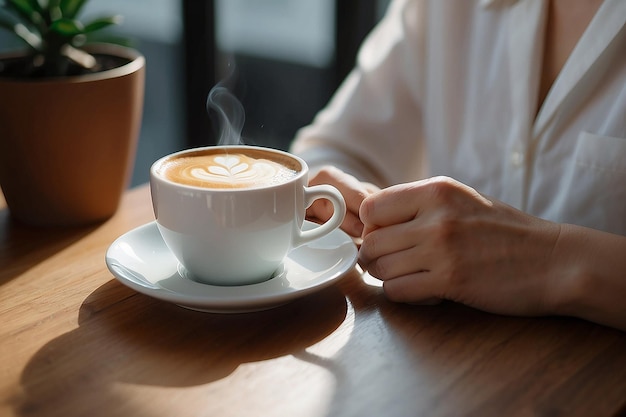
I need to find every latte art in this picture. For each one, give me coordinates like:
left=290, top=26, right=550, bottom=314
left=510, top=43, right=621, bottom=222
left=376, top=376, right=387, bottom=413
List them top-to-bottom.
left=159, top=152, right=299, bottom=189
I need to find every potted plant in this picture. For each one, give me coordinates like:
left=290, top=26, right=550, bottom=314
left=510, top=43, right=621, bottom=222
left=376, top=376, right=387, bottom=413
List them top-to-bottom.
left=0, top=0, right=145, bottom=227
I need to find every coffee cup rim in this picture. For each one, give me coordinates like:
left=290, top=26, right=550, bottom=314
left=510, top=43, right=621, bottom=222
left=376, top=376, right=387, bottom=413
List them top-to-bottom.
left=150, top=145, right=308, bottom=191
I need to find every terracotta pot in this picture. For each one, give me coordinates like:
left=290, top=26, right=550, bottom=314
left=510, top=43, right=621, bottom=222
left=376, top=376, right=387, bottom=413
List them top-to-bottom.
left=0, top=45, right=145, bottom=227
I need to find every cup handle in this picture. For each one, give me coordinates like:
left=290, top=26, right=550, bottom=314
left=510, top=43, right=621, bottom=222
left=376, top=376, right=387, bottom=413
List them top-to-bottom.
left=294, top=184, right=347, bottom=246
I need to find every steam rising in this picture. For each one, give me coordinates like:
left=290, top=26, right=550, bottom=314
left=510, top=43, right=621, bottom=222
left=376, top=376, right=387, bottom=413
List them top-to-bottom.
left=206, top=83, right=245, bottom=146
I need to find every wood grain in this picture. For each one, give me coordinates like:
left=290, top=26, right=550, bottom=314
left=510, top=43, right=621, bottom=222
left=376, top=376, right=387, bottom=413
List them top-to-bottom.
left=1, top=184, right=625, bottom=417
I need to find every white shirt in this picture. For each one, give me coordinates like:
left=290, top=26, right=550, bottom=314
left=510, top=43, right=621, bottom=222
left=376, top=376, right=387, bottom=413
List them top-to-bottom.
left=290, top=0, right=626, bottom=235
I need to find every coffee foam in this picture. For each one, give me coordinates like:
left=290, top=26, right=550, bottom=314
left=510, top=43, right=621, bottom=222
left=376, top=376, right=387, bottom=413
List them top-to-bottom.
left=157, top=150, right=300, bottom=189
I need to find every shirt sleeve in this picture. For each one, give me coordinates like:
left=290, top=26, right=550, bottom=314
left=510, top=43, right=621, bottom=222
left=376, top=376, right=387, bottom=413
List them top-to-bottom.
left=290, top=0, right=428, bottom=187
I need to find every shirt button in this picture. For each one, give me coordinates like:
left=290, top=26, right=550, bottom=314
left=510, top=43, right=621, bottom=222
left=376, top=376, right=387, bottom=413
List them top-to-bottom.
left=510, top=151, right=524, bottom=167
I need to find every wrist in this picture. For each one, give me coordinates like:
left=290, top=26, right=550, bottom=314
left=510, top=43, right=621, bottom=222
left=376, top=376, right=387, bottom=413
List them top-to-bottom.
left=548, top=224, right=590, bottom=317
left=549, top=224, right=626, bottom=331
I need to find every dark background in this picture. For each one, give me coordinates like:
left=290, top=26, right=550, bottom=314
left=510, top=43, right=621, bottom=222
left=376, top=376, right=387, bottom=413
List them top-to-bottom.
left=0, top=0, right=389, bottom=186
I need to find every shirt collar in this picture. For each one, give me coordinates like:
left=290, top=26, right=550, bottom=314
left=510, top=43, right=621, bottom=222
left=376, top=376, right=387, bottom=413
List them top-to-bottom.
left=534, top=0, right=626, bottom=135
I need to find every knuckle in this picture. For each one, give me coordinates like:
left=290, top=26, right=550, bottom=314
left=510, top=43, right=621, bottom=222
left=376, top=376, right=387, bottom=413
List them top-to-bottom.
left=312, top=166, right=341, bottom=184
left=425, top=176, right=459, bottom=203
left=425, top=213, right=459, bottom=248
left=436, top=215, right=460, bottom=242
left=361, top=231, right=379, bottom=256
left=359, top=234, right=390, bottom=278
left=358, top=240, right=374, bottom=268
left=368, top=257, right=392, bottom=280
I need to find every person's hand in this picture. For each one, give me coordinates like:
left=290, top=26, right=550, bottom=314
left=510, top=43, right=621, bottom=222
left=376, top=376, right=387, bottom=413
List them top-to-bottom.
left=307, top=166, right=380, bottom=239
left=358, top=176, right=564, bottom=317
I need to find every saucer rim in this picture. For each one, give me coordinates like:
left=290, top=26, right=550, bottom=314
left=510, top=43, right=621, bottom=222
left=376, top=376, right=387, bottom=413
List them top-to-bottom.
left=105, top=221, right=358, bottom=313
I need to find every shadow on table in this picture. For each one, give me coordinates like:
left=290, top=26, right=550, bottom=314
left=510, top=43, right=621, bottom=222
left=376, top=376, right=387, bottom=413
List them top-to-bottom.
left=0, top=208, right=98, bottom=287
left=15, top=279, right=347, bottom=417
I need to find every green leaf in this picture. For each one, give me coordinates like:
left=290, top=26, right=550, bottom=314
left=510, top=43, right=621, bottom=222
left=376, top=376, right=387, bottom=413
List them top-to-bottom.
left=59, top=0, right=85, bottom=19
left=83, top=15, right=121, bottom=33
left=49, top=17, right=83, bottom=36
left=85, top=32, right=132, bottom=48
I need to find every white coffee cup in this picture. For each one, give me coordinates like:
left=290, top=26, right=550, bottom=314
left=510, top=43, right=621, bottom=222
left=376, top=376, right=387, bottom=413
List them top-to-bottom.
left=150, top=145, right=346, bottom=286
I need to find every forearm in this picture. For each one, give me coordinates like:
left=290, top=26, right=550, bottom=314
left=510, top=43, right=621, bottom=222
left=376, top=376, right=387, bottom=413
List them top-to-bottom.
left=551, top=224, right=626, bottom=331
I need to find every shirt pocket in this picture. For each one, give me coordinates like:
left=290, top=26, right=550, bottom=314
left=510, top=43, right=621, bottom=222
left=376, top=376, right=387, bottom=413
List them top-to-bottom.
left=560, top=131, right=626, bottom=234
left=574, top=131, right=626, bottom=175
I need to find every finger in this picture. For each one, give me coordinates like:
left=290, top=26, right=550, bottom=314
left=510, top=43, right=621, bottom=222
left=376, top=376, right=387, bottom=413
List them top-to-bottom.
left=309, top=166, right=378, bottom=237
left=310, top=167, right=375, bottom=216
left=360, top=177, right=471, bottom=229
left=360, top=182, right=425, bottom=229
left=307, top=199, right=363, bottom=237
left=358, top=221, right=424, bottom=271
left=360, top=243, right=432, bottom=281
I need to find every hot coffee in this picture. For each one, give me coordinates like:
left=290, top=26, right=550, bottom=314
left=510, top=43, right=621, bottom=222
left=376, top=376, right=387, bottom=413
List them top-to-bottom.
left=150, top=145, right=346, bottom=285
left=155, top=148, right=300, bottom=189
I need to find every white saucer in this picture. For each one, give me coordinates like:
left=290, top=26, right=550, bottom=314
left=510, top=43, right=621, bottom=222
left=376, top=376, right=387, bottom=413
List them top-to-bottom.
left=105, top=221, right=358, bottom=313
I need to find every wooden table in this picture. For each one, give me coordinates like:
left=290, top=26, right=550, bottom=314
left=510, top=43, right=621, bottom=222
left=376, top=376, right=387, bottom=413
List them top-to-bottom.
left=1, top=185, right=626, bottom=417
